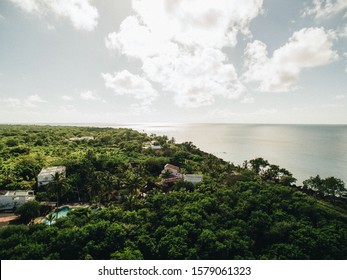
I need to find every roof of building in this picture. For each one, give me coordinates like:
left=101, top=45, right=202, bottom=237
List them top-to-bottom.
left=69, top=136, right=94, bottom=141
left=151, top=145, right=162, bottom=149
left=164, top=164, right=180, bottom=171
left=38, top=166, right=66, bottom=176
left=183, top=174, right=203, bottom=182
left=184, top=174, right=203, bottom=179
left=160, top=177, right=181, bottom=184
left=2, top=190, right=35, bottom=196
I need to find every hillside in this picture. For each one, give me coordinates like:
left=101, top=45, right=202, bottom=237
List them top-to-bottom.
left=0, top=125, right=346, bottom=260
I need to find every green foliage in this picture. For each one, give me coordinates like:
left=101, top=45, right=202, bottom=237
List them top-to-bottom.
left=0, top=125, right=347, bottom=260
left=5, top=138, right=19, bottom=147
left=14, top=156, right=42, bottom=181
left=143, top=157, right=168, bottom=175
left=303, top=175, right=346, bottom=202
left=14, top=201, right=40, bottom=224
left=111, top=247, right=144, bottom=260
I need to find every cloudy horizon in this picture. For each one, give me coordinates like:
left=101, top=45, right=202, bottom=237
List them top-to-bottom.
left=0, top=0, right=346, bottom=124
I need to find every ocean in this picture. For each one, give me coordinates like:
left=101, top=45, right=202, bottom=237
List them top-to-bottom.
left=115, top=123, right=347, bottom=184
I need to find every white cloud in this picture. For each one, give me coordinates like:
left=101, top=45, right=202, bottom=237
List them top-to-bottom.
left=8, top=0, right=40, bottom=13
left=9, top=0, right=99, bottom=31
left=105, top=0, right=263, bottom=108
left=131, top=0, right=263, bottom=49
left=303, top=0, right=347, bottom=19
left=105, top=16, right=180, bottom=60
left=47, top=24, right=55, bottom=30
left=338, top=25, right=347, bottom=37
left=243, top=27, right=338, bottom=92
left=143, top=47, right=245, bottom=107
left=345, top=52, right=347, bottom=73
left=101, top=70, right=158, bottom=106
left=80, top=90, right=104, bottom=102
left=0, top=94, right=47, bottom=108
left=24, top=94, right=47, bottom=107
left=26, top=94, right=47, bottom=103
left=334, top=94, right=346, bottom=100
left=62, top=95, right=73, bottom=101
left=241, top=95, right=255, bottom=104
left=0, top=97, right=22, bottom=108
left=129, top=103, right=154, bottom=115
left=293, top=103, right=344, bottom=112
left=320, top=103, right=344, bottom=108
left=59, top=104, right=76, bottom=113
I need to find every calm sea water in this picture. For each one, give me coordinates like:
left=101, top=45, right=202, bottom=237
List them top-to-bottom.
left=115, top=123, right=347, bottom=184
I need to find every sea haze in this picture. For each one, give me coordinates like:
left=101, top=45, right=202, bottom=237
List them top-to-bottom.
left=115, top=123, right=347, bottom=184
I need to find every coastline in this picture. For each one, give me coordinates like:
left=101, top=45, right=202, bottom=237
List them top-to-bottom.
left=1, top=123, right=346, bottom=184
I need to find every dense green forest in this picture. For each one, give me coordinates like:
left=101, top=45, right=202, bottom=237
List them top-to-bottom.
left=0, top=125, right=346, bottom=260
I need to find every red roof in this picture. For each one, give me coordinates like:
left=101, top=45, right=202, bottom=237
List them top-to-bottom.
left=164, top=164, right=180, bottom=171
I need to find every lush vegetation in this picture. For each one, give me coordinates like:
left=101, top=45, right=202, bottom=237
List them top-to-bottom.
left=0, top=125, right=346, bottom=260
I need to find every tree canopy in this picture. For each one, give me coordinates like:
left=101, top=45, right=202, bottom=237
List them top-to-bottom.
left=0, top=125, right=346, bottom=260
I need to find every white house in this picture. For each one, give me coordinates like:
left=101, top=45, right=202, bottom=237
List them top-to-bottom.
left=69, top=136, right=94, bottom=141
left=143, top=141, right=162, bottom=150
left=150, top=145, right=162, bottom=150
left=162, top=164, right=180, bottom=177
left=37, top=166, right=66, bottom=187
left=183, top=174, right=203, bottom=184
left=0, top=190, right=35, bottom=211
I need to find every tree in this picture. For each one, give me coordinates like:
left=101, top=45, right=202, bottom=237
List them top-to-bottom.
left=5, top=138, right=19, bottom=147
left=180, top=141, right=196, bottom=152
left=79, top=150, right=97, bottom=201
left=14, top=156, right=41, bottom=181
left=143, top=157, right=168, bottom=175
left=249, top=158, right=269, bottom=174
left=261, top=165, right=296, bottom=185
left=123, top=170, right=144, bottom=196
left=47, top=172, right=67, bottom=206
left=303, top=175, right=323, bottom=196
left=303, top=175, right=346, bottom=201
left=323, top=177, right=346, bottom=203
left=173, top=180, right=194, bottom=192
left=15, top=201, right=40, bottom=224
left=46, top=213, right=56, bottom=226
left=157, top=226, right=190, bottom=259
left=111, top=247, right=143, bottom=260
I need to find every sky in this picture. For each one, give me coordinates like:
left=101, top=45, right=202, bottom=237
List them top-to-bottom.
left=0, top=0, right=347, bottom=124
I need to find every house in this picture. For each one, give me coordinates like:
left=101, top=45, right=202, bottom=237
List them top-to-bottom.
left=69, top=136, right=94, bottom=141
left=80, top=136, right=94, bottom=140
left=143, top=141, right=162, bottom=150
left=150, top=145, right=162, bottom=150
left=162, top=164, right=180, bottom=177
left=37, top=166, right=66, bottom=187
left=183, top=174, right=203, bottom=184
left=159, top=176, right=181, bottom=186
left=0, top=190, right=35, bottom=211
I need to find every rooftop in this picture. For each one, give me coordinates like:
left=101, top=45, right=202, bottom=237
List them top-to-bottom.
left=164, top=164, right=180, bottom=171
left=38, top=166, right=66, bottom=176
left=2, top=190, right=35, bottom=196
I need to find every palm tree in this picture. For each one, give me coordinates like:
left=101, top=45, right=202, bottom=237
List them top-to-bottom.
left=123, top=170, right=144, bottom=196
left=48, top=172, right=66, bottom=207
left=46, top=212, right=56, bottom=226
